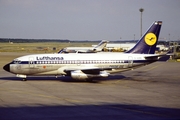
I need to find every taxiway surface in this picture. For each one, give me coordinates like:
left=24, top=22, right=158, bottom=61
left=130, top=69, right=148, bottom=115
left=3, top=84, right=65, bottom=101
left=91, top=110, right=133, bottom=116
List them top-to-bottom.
left=0, top=53, right=180, bottom=120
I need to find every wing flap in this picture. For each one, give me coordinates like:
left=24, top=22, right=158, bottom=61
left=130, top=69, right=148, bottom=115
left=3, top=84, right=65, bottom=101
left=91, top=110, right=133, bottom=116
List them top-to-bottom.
left=63, top=66, right=111, bottom=75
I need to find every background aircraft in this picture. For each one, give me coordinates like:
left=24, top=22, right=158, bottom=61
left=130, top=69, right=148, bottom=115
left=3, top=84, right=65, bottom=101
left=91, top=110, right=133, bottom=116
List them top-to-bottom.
left=3, top=21, right=168, bottom=81
left=58, top=40, right=108, bottom=53
left=93, top=43, right=169, bottom=51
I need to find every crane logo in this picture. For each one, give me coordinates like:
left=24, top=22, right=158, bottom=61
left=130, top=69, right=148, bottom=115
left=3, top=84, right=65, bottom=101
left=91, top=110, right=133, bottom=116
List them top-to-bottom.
left=145, top=33, right=157, bottom=46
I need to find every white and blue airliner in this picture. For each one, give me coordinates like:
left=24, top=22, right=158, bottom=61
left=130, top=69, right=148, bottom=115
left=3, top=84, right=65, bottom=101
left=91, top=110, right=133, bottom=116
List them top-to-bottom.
left=3, top=21, right=168, bottom=81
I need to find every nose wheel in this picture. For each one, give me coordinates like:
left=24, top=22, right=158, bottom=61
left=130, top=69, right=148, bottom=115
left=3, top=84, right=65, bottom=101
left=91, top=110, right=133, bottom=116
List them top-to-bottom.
left=16, top=74, right=27, bottom=81
left=22, top=78, right=27, bottom=81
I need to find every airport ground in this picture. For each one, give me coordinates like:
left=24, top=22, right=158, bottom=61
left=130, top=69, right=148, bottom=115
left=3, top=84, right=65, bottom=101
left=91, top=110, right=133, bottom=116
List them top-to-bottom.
left=0, top=42, right=96, bottom=53
left=0, top=52, right=180, bottom=120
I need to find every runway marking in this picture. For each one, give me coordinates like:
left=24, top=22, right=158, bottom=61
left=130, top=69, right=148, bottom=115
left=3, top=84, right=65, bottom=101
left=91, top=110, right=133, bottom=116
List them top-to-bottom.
left=144, top=64, right=162, bottom=71
left=103, top=79, right=180, bottom=99
left=0, top=88, right=178, bottom=118
left=0, top=88, right=85, bottom=104
left=110, top=106, right=170, bottom=118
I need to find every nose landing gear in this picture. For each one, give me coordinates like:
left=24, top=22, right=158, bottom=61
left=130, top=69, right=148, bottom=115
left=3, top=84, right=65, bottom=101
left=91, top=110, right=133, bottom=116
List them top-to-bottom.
left=16, top=74, right=27, bottom=81
left=22, top=78, right=27, bottom=81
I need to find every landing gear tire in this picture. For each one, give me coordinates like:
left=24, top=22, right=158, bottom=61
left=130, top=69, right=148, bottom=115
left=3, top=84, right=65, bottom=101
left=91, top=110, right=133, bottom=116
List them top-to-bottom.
left=22, top=78, right=27, bottom=81
left=86, top=79, right=93, bottom=82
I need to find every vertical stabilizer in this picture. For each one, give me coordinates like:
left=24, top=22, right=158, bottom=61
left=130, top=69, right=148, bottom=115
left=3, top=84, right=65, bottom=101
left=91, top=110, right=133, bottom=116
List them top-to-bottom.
left=126, top=21, right=162, bottom=54
left=93, top=40, right=108, bottom=51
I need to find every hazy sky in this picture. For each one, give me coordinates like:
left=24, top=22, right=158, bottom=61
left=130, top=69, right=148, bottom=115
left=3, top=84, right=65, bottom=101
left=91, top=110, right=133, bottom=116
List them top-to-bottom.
left=0, top=0, right=180, bottom=40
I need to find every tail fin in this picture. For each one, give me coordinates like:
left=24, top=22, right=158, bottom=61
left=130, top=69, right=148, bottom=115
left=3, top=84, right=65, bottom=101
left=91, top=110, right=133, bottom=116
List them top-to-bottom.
left=126, top=21, right=162, bottom=54
left=93, top=40, right=109, bottom=51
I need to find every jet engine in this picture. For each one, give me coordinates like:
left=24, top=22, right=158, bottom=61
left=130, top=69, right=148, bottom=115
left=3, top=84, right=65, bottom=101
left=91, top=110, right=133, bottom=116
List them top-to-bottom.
left=70, top=70, right=109, bottom=80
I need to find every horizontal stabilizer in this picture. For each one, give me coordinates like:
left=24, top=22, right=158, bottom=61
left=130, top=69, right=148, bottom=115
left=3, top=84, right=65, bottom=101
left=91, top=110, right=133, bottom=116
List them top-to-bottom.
left=145, top=53, right=171, bottom=61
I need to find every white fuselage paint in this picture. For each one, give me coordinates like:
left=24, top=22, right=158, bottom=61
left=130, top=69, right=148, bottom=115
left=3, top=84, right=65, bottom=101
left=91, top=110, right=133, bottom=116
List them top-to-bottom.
left=9, top=53, right=157, bottom=76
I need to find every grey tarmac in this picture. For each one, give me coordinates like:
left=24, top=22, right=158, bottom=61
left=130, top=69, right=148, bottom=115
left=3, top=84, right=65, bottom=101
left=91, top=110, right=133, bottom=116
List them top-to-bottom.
left=0, top=52, right=180, bottom=120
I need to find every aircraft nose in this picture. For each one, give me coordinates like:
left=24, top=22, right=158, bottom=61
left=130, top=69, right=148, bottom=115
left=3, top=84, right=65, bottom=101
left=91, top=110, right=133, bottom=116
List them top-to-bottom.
left=3, top=64, right=10, bottom=72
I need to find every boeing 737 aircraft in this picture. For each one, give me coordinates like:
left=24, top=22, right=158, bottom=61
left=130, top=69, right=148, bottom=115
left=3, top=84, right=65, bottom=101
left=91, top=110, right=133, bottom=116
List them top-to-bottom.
left=3, top=21, right=167, bottom=81
left=58, top=40, right=108, bottom=53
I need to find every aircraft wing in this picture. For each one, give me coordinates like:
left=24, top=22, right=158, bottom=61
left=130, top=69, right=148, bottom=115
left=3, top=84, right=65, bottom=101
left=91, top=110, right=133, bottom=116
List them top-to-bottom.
left=59, top=49, right=97, bottom=53
left=75, top=50, right=97, bottom=53
left=144, top=53, right=171, bottom=61
left=58, top=65, right=111, bottom=77
left=59, top=66, right=110, bottom=80
left=64, top=66, right=111, bottom=73
left=64, top=66, right=99, bottom=71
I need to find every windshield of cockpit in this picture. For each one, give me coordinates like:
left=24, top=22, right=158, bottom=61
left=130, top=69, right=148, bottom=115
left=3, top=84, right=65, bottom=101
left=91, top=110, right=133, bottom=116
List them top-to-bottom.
left=13, top=59, right=21, bottom=64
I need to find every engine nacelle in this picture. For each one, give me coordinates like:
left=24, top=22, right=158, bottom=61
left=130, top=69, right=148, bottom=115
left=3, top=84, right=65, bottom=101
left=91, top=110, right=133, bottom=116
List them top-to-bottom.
left=70, top=70, right=109, bottom=80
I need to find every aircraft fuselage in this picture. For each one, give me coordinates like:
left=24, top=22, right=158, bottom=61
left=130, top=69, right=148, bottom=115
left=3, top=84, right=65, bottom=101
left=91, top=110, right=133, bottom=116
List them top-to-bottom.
left=5, top=53, right=157, bottom=76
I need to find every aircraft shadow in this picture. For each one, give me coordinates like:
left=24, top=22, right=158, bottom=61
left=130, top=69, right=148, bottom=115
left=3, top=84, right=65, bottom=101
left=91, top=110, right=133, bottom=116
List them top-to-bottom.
left=0, top=75, right=127, bottom=83
left=0, top=103, right=179, bottom=120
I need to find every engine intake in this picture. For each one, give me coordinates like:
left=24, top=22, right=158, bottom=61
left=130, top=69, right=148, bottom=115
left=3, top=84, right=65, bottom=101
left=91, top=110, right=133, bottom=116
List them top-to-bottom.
left=71, top=70, right=108, bottom=80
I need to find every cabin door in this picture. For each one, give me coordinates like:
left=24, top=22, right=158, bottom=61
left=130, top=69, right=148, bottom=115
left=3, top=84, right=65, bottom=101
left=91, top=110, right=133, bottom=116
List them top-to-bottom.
left=128, top=56, right=133, bottom=67
left=29, top=57, right=35, bottom=68
left=77, top=60, right=81, bottom=66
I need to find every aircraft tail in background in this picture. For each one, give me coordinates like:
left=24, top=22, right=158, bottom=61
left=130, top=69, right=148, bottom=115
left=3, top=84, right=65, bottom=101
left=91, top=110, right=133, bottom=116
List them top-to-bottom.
left=93, top=40, right=109, bottom=51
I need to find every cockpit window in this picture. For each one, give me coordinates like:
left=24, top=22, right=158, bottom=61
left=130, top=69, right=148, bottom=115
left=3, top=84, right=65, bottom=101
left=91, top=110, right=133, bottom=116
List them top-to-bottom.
left=13, top=59, right=21, bottom=64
